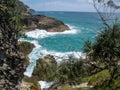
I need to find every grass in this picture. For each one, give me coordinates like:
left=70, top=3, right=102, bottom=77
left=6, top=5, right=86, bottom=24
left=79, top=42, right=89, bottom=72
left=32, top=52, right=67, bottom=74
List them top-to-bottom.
left=82, top=70, right=110, bottom=86
left=60, top=86, right=90, bottom=90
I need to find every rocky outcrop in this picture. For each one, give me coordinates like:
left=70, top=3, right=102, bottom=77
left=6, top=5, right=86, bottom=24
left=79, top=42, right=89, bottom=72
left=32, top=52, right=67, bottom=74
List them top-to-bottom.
left=17, top=0, right=70, bottom=32
left=0, top=1, right=25, bottom=89
left=22, top=15, right=70, bottom=32
left=18, top=41, right=35, bottom=68
left=18, top=41, right=35, bottom=56
left=18, top=41, right=41, bottom=90
left=35, top=54, right=57, bottom=68
left=21, top=55, right=57, bottom=90
left=32, top=55, right=57, bottom=81
left=43, top=55, right=57, bottom=64
left=21, top=76, right=41, bottom=90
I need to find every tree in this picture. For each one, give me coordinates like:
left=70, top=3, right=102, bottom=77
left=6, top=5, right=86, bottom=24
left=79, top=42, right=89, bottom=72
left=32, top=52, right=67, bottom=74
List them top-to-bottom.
left=0, top=0, right=24, bottom=89
left=84, top=0, right=120, bottom=89
left=93, top=0, right=120, bottom=29
left=84, top=25, right=120, bottom=89
left=53, top=57, right=87, bottom=86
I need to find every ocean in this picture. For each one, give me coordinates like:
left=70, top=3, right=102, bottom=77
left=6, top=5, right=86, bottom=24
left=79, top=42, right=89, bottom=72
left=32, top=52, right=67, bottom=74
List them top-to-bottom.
left=20, top=11, right=103, bottom=77
left=32, top=11, right=103, bottom=52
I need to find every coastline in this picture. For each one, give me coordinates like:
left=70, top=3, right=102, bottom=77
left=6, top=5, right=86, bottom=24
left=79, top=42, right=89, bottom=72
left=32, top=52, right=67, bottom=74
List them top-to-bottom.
left=3, top=0, right=120, bottom=89
left=19, top=8, right=99, bottom=90
left=19, top=24, right=86, bottom=77
left=19, top=25, right=86, bottom=89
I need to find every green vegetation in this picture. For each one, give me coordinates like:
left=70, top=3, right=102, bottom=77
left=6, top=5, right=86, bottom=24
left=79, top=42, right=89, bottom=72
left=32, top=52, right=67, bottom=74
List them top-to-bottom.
left=0, top=0, right=25, bottom=89
left=1, top=0, right=120, bottom=89
left=17, top=0, right=29, bottom=13
left=83, top=0, right=120, bottom=89
left=33, top=20, right=120, bottom=90
left=33, top=24, right=120, bottom=90
left=83, top=24, right=120, bottom=89
left=18, top=41, right=35, bottom=68
left=19, top=41, right=35, bottom=56
left=33, top=57, right=88, bottom=89
left=33, top=58, right=57, bottom=81
left=53, top=58, right=87, bottom=85
left=83, top=70, right=110, bottom=86
left=21, top=76, right=41, bottom=90
left=60, top=86, right=90, bottom=90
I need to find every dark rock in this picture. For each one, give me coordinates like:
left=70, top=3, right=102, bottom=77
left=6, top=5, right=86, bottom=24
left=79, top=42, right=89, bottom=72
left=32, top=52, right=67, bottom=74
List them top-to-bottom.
left=17, top=0, right=70, bottom=32
left=0, top=1, right=33, bottom=89
left=22, top=15, right=70, bottom=32
left=18, top=41, right=35, bottom=68
left=18, top=41, right=35, bottom=56
left=35, top=54, right=57, bottom=66
left=32, top=55, right=57, bottom=81
left=43, top=55, right=57, bottom=64
left=21, top=76, right=41, bottom=90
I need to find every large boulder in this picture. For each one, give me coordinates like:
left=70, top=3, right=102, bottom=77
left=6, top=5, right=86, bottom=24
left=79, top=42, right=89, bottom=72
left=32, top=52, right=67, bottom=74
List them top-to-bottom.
left=22, top=15, right=70, bottom=32
left=18, top=41, right=35, bottom=68
left=18, top=41, right=35, bottom=56
left=32, top=55, right=57, bottom=81
left=43, top=55, right=57, bottom=64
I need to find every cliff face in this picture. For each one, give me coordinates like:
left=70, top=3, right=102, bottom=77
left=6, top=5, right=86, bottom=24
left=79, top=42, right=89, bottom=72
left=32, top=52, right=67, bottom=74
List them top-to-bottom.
left=0, top=0, right=26, bottom=89
left=18, top=1, right=70, bottom=32
left=0, top=20, right=24, bottom=89
left=0, top=26, right=24, bottom=89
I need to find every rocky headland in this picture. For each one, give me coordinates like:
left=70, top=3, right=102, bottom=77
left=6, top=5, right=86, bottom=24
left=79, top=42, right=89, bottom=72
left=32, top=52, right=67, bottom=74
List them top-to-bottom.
left=16, top=0, right=70, bottom=32
left=17, top=1, right=70, bottom=90
left=22, top=14, right=70, bottom=32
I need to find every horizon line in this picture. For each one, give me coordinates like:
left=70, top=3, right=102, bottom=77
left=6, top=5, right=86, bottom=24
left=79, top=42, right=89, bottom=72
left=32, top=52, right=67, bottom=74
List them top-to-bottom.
left=35, top=11, right=97, bottom=13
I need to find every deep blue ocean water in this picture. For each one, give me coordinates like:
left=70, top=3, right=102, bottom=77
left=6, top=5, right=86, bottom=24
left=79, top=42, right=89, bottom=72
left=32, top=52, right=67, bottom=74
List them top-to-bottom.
left=21, top=11, right=104, bottom=76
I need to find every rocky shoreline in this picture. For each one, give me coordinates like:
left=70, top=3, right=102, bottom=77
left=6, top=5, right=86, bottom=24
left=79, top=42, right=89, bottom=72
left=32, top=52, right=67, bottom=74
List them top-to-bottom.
left=16, top=0, right=70, bottom=32
left=18, top=1, right=71, bottom=90
left=22, top=14, right=70, bottom=32
left=18, top=41, right=35, bottom=68
left=19, top=41, right=57, bottom=90
left=19, top=41, right=41, bottom=90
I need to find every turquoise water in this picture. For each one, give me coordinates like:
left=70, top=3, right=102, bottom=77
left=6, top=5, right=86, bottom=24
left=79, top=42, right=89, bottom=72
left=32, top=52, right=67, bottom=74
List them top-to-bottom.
left=33, top=11, right=102, bottom=52
left=21, top=12, right=103, bottom=76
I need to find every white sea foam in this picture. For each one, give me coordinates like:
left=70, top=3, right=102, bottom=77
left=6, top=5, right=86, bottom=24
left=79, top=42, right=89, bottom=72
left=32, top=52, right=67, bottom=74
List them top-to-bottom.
left=20, top=24, right=85, bottom=89
left=25, top=24, right=78, bottom=39
left=25, top=29, right=77, bottom=39
left=22, top=38, right=86, bottom=77
left=23, top=41, right=42, bottom=77
left=40, top=50, right=86, bottom=63
left=39, top=81, right=53, bottom=90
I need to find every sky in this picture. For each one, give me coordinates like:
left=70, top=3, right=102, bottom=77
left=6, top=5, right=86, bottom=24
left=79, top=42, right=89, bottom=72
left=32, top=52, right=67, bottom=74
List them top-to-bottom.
left=20, top=0, right=96, bottom=12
